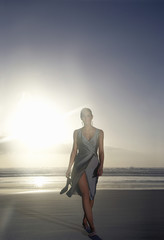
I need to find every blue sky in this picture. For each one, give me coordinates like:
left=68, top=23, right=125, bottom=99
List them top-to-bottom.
left=0, top=0, right=164, bottom=168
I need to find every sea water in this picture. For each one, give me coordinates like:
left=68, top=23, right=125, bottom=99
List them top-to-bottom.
left=0, top=168, right=164, bottom=194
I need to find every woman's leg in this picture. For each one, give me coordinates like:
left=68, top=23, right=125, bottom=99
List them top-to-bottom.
left=78, top=172, right=95, bottom=232
left=83, top=199, right=94, bottom=226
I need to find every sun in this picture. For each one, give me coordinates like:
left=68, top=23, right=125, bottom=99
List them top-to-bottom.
left=8, top=92, right=68, bottom=149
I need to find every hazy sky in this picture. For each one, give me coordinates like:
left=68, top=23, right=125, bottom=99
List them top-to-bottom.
left=0, top=0, right=164, bottom=168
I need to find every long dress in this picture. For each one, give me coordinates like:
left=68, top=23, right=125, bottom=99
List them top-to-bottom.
left=66, top=128, right=100, bottom=200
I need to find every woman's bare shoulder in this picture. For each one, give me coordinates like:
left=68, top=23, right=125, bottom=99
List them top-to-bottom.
left=94, top=127, right=104, bottom=133
left=73, top=128, right=82, bottom=135
left=74, top=128, right=82, bottom=132
left=95, top=128, right=104, bottom=137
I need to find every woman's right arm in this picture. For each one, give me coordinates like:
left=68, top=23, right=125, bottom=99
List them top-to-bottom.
left=66, top=130, right=78, bottom=177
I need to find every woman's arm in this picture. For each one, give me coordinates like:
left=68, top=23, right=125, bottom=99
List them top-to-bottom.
left=98, top=129, right=104, bottom=176
left=66, top=130, right=78, bottom=177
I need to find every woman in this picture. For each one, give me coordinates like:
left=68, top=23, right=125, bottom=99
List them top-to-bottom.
left=65, top=108, right=104, bottom=240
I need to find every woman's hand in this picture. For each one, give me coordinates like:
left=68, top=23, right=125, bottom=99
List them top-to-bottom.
left=97, top=165, right=103, bottom=176
left=66, top=168, right=71, bottom=178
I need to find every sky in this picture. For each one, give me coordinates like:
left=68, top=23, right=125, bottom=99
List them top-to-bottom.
left=0, top=0, right=164, bottom=168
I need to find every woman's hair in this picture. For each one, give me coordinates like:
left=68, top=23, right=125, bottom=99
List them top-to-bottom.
left=80, top=108, right=93, bottom=119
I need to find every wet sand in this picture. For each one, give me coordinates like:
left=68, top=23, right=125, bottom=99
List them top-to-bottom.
left=0, top=190, right=164, bottom=240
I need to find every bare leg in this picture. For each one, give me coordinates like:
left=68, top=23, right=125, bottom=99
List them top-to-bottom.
left=78, top=172, right=95, bottom=232
left=83, top=199, right=94, bottom=227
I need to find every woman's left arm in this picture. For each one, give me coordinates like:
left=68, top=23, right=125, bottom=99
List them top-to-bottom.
left=98, top=129, right=104, bottom=176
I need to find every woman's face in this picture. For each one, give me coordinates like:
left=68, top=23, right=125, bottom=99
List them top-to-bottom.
left=81, top=110, right=93, bottom=126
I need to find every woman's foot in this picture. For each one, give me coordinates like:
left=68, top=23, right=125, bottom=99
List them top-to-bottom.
left=82, top=216, right=95, bottom=235
left=82, top=221, right=91, bottom=233
left=88, top=231, right=103, bottom=240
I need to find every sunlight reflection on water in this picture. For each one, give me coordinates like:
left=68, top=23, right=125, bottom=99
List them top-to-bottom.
left=0, top=175, right=164, bottom=195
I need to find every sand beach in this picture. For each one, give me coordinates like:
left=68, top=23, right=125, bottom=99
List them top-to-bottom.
left=0, top=190, right=164, bottom=240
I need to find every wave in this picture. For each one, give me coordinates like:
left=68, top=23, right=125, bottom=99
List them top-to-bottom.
left=0, top=167, right=164, bottom=177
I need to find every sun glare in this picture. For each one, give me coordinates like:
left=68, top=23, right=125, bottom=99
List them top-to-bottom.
left=8, top=92, right=68, bottom=149
left=32, top=176, right=47, bottom=188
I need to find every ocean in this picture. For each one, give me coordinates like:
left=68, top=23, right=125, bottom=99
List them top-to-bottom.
left=0, top=167, right=164, bottom=195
